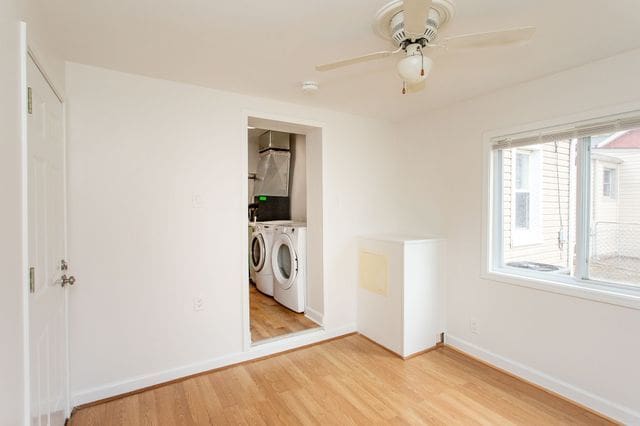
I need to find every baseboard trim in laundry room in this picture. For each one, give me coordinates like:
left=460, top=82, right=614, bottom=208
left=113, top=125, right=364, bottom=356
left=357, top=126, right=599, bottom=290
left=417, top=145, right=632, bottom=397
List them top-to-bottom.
left=304, top=307, right=324, bottom=325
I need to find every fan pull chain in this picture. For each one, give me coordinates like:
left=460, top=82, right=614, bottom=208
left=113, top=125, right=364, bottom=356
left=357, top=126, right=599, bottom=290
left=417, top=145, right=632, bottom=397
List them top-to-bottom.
left=420, top=47, right=425, bottom=76
left=402, top=81, right=406, bottom=95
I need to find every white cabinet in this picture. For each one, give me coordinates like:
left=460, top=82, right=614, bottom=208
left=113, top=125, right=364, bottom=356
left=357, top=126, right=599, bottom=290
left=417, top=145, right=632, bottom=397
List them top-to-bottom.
left=357, top=235, right=445, bottom=358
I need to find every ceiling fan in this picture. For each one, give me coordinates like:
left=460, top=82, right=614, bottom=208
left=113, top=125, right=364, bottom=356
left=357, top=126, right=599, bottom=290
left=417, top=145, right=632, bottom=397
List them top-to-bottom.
left=315, top=0, right=536, bottom=94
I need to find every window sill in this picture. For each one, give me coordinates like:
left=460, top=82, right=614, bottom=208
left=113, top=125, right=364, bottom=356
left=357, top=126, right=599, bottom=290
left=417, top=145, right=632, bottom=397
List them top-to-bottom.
left=482, top=269, right=640, bottom=310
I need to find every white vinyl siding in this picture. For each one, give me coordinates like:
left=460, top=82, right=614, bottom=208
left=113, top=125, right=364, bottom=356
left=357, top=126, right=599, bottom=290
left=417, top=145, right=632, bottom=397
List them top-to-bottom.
left=503, top=141, right=572, bottom=267
left=604, top=149, right=640, bottom=224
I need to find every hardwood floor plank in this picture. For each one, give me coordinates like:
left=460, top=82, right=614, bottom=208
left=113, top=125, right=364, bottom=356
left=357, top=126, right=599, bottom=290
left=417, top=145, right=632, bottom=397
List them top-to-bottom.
left=250, top=284, right=319, bottom=342
left=71, top=335, right=615, bottom=425
left=138, top=390, right=160, bottom=426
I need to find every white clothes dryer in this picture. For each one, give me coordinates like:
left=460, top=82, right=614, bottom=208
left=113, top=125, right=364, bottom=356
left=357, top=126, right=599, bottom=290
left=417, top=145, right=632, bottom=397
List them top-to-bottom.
left=271, top=224, right=307, bottom=312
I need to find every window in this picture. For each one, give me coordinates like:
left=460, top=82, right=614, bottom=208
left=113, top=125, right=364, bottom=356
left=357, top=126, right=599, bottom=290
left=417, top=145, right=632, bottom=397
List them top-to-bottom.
left=488, top=113, right=640, bottom=295
left=511, top=149, right=542, bottom=246
left=514, top=152, right=531, bottom=229
left=602, top=168, right=616, bottom=198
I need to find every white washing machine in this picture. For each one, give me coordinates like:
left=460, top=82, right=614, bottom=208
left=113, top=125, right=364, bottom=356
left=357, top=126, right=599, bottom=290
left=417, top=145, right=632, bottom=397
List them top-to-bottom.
left=250, top=223, right=278, bottom=296
left=271, top=223, right=307, bottom=313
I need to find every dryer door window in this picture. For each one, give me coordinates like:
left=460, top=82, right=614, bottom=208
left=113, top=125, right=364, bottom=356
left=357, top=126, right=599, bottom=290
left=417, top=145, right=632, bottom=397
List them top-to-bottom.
left=251, top=234, right=266, bottom=272
left=272, top=235, right=297, bottom=289
left=277, top=244, right=292, bottom=279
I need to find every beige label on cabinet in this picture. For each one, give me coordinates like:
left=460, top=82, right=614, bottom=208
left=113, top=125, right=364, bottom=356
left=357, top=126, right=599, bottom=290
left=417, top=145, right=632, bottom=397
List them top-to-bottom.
left=359, top=250, right=388, bottom=296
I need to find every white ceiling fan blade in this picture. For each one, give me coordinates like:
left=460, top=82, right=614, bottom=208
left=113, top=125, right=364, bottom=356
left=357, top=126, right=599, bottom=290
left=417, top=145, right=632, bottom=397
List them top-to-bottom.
left=403, top=0, right=433, bottom=38
left=442, top=26, right=536, bottom=50
left=316, top=49, right=401, bottom=72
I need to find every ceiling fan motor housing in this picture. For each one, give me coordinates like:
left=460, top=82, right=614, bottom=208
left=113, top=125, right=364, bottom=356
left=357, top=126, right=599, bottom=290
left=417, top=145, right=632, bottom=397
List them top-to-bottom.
left=374, top=0, right=455, bottom=47
left=390, top=8, right=441, bottom=45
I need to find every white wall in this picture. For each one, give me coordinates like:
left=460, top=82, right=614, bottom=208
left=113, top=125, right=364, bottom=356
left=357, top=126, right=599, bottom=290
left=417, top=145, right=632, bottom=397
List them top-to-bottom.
left=21, top=0, right=65, bottom=94
left=0, top=3, right=25, bottom=425
left=401, top=49, right=640, bottom=423
left=65, top=63, right=409, bottom=402
left=247, top=132, right=259, bottom=203
left=290, top=134, right=306, bottom=222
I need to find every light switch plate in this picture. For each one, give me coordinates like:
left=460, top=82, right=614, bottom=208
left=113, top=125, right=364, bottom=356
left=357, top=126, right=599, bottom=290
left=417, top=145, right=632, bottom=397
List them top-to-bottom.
left=193, top=297, right=204, bottom=311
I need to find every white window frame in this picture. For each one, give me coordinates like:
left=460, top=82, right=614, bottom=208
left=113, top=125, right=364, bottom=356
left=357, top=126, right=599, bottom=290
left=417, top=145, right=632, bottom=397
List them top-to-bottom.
left=481, top=106, right=640, bottom=310
left=510, top=147, right=543, bottom=247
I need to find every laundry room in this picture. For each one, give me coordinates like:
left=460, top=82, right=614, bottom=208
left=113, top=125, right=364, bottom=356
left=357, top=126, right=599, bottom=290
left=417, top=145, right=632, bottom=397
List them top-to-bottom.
left=247, top=120, right=323, bottom=343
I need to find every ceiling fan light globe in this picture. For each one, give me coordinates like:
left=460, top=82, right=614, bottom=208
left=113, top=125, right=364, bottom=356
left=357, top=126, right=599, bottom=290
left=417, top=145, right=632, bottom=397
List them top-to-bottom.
left=397, top=55, right=433, bottom=83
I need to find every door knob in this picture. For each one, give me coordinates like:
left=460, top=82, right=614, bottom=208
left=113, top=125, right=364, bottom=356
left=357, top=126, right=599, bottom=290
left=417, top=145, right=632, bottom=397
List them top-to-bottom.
left=61, top=275, right=76, bottom=287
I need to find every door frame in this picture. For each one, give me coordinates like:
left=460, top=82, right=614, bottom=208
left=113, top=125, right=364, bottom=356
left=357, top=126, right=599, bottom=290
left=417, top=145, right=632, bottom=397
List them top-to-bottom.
left=20, top=22, right=70, bottom=424
left=241, top=111, right=326, bottom=350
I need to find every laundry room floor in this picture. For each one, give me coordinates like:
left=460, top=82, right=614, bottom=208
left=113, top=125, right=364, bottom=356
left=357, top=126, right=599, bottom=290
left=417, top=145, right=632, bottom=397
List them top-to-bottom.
left=250, top=284, right=319, bottom=342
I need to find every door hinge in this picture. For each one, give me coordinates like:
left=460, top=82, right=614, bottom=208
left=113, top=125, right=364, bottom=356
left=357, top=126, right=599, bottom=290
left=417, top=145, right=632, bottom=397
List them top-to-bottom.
left=27, top=87, right=32, bottom=115
left=29, top=267, right=35, bottom=293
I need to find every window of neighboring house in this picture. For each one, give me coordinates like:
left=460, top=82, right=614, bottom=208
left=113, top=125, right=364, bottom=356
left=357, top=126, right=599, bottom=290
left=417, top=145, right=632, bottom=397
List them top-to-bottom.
left=488, top=113, right=640, bottom=295
left=511, top=149, right=542, bottom=247
left=514, top=152, right=531, bottom=229
left=603, top=167, right=616, bottom=198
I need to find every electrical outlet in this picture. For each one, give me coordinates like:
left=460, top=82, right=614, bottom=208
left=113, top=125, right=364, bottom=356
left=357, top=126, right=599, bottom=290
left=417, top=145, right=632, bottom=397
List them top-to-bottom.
left=192, top=194, right=204, bottom=209
left=193, top=297, right=204, bottom=311
left=470, top=319, right=479, bottom=335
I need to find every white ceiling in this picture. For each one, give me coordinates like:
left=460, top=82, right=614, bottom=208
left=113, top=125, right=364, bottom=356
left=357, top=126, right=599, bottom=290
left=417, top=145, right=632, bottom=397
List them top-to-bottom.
left=36, top=0, right=640, bottom=120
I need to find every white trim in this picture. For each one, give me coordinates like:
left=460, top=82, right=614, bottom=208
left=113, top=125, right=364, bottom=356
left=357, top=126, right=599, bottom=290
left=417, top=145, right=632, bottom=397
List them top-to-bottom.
left=19, top=21, right=30, bottom=426
left=62, top=90, right=71, bottom=419
left=241, top=110, right=326, bottom=352
left=241, top=113, right=251, bottom=352
left=575, top=139, right=591, bottom=280
left=482, top=270, right=640, bottom=310
left=304, top=307, right=324, bottom=325
left=71, top=324, right=355, bottom=407
left=446, top=335, right=640, bottom=425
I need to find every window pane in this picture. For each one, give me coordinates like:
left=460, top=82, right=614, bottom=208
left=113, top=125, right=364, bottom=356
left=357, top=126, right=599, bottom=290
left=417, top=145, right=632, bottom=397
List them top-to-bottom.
left=589, top=130, right=640, bottom=286
left=501, top=140, right=577, bottom=274
left=515, top=152, right=530, bottom=190
left=602, top=168, right=615, bottom=198
left=515, top=192, right=530, bottom=229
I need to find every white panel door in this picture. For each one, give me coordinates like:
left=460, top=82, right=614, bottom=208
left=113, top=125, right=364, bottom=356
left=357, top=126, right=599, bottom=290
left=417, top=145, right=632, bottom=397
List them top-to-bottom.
left=27, top=56, right=70, bottom=426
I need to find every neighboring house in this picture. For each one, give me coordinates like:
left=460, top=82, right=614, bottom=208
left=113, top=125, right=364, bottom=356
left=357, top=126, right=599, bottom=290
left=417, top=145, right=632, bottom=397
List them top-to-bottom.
left=502, top=130, right=640, bottom=284
left=590, top=130, right=640, bottom=268
left=502, top=140, right=574, bottom=271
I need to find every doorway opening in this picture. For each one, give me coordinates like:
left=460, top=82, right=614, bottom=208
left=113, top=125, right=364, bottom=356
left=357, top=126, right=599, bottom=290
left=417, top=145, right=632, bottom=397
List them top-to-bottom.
left=244, top=116, right=324, bottom=345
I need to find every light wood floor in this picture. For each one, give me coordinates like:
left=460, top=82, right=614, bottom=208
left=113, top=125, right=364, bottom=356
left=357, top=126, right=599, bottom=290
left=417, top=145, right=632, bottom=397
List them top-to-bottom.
left=250, top=284, right=319, bottom=342
left=70, top=334, right=613, bottom=425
